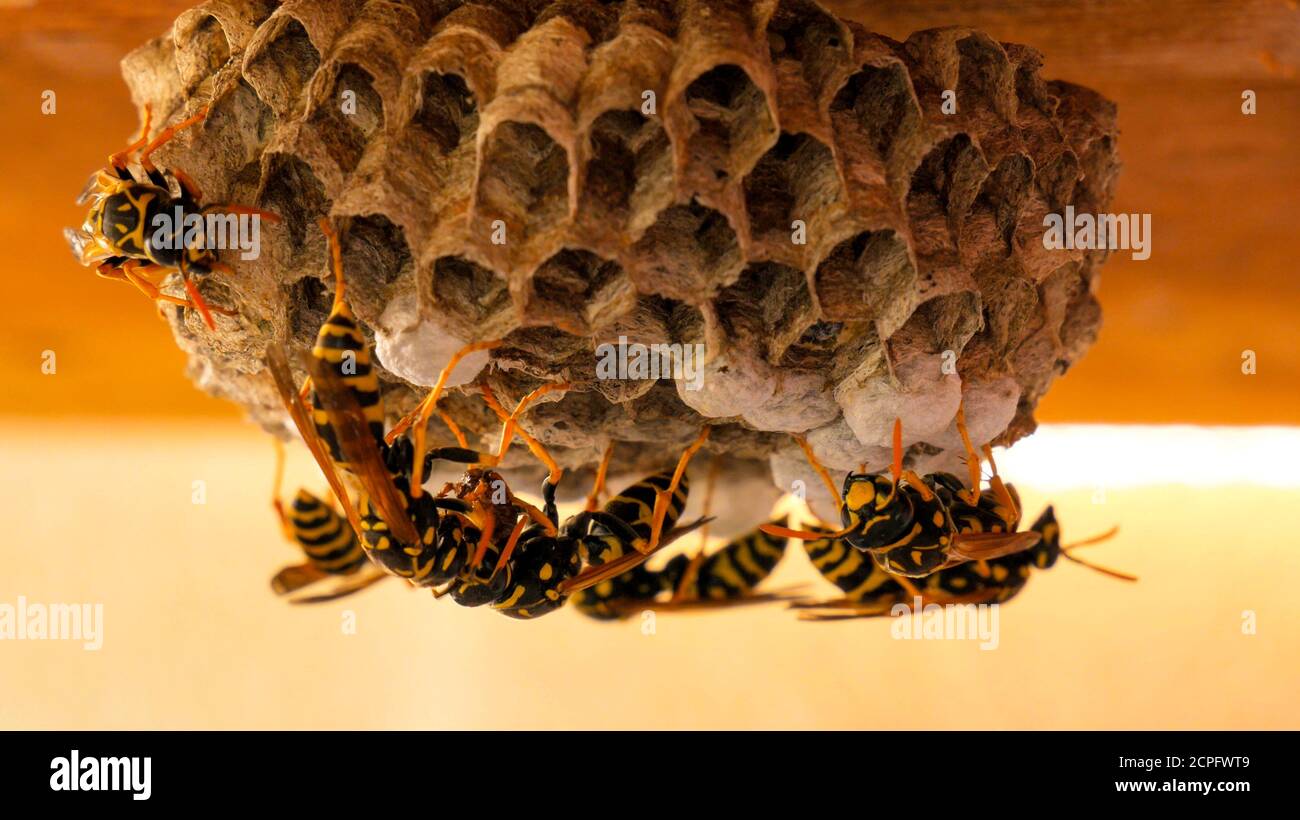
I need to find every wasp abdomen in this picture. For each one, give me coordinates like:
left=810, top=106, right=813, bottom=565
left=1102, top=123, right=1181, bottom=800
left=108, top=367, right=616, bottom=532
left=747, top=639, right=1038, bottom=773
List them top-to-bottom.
left=310, top=303, right=385, bottom=461
left=581, top=471, right=689, bottom=566
left=288, top=490, right=366, bottom=574
left=681, top=522, right=789, bottom=600
left=804, top=530, right=906, bottom=606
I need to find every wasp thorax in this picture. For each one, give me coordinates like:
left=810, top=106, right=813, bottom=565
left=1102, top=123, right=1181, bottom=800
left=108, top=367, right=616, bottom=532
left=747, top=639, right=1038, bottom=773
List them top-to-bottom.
left=840, top=473, right=913, bottom=550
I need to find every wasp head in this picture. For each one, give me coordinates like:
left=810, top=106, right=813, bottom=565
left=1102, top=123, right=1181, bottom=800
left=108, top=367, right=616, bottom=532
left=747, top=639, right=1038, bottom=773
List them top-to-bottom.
left=839, top=471, right=913, bottom=550
left=1026, top=506, right=1061, bottom=569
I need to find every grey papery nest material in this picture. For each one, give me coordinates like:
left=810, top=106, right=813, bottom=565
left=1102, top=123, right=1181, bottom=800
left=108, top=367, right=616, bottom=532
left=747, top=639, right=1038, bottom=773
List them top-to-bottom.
left=121, top=0, right=1118, bottom=522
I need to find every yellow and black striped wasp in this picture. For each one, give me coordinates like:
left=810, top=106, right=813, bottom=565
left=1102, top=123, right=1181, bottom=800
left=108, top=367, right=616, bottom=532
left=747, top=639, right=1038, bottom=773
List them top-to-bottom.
left=66, top=103, right=279, bottom=330
left=264, top=219, right=541, bottom=605
left=265, top=219, right=691, bottom=615
left=763, top=405, right=1041, bottom=578
left=440, top=433, right=719, bottom=620
left=267, top=440, right=390, bottom=604
left=567, top=454, right=799, bottom=620
left=791, top=505, right=1134, bottom=621
left=571, top=518, right=794, bottom=620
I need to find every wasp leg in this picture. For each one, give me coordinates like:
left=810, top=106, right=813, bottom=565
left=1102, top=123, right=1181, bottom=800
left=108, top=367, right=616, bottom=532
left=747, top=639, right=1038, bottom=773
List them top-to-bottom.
left=108, top=103, right=153, bottom=170
left=139, top=106, right=210, bottom=176
left=171, top=167, right=204, bottom=201
left=200, top=203, right=283, bottom=224
left=318, top=218, right=346, bottom=307
left=176, top=254, right=219, bottom=330
left=112, top=259, right=234, bottom=316
left=96, top=260, right=187, bottom=308
left=391, top=339, right=503, bottom=494
left=389, top=340, right=503, bottom=442
left=491, top=381, right=571, bottom=480
left=478, top=382, right=567, bottom=487
left=953, top=401, right=985, bottom=507
left=438, top=409, right=468, bottom=448
left=891, top=418, right=934, bottom=501
left=645, top=427, right=710, bottom=554
left=793, top=434, right=843, bottom=515
left=271, top=439, right=294, bottom=541
left=584, top=441, right=614, bottom=512
left=980, top=443, right=1020, bottom=526
left=671, top=456, right=720, bottom=602
left=898, top=470, right=935, bottom=500
left=539, top=472, right=560, bottom=525
left=466, top=493, right=499, bottom=569
left=428, top=497, right=472, bottom=515
left=511, top=497, right=556, bottom=536
left=566, top=510, right=643, bottom=551
left=558, top=516, right=711, bottom=595
left=489, top=517, right=530, bottom=580
left=1063, top=526, right=1120, bottom=550
left=1061, top=550, right=1137, bottom=581
left=612, top=588, right=806, bottom=617
left=679, top=590, right=810, bottom=611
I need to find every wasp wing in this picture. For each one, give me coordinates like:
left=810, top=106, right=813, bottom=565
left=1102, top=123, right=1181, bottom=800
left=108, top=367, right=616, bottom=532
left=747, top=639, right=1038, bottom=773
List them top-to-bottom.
left=63, top=227, right=92, bottom=260
left=266, top=344, right=368, bottom=541
left=303, top=350, right=420, bottom=546
left=558, top=516, right=713, bottom=595
left=947, top=530, right=1042, bottom=563
left=270, top=563, right=327, bottom=596
left=289, top=569, right=391, bottom=604
left=602, top=586, right=808, bottom=617
left=792, top=587, right=1009, bottom=621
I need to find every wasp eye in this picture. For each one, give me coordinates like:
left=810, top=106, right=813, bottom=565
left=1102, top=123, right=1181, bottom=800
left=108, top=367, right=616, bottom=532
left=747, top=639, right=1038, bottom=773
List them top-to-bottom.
left=873, top=476, right=897, bottom=508
left=843, top=478, right=875, bottom=511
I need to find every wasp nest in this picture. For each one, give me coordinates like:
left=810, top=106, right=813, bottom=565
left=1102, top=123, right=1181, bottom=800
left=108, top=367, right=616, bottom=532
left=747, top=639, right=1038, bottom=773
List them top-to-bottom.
left=123, top=0, right=1118, bottom=518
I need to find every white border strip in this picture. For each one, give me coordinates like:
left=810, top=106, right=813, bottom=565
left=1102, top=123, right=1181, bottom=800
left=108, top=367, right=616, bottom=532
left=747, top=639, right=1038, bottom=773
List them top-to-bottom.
left=996, top=424, right=1300, bottom=489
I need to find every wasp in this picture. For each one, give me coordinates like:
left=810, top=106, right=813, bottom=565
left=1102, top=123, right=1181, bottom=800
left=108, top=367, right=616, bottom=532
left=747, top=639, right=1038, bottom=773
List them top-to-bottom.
left=65, top=104, right=279, bottom=330
left=265, top=220, right=677, bottom=614
left=266, top=220, right=538, bottom=604
left=763, top=405, right=1041, bottom=578
left=450, top=433, right=718, bottom=620
left=267, top=440, right=389, bottom=604
left=569, top=454, right=798, bottom=620
left=792, top=506, right=1134, bottom=621
left=572, top=519, right=794, bottom=620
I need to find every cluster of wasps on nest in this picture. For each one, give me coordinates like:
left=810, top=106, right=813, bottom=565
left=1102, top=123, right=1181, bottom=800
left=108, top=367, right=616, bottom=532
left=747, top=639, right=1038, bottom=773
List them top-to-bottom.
left=70, top=107, right=1135, bottom=624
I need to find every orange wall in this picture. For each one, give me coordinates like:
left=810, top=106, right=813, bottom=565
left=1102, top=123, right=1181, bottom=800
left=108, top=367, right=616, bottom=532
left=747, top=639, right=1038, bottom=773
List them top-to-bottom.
left=3, top=1, right=1297, bottom=424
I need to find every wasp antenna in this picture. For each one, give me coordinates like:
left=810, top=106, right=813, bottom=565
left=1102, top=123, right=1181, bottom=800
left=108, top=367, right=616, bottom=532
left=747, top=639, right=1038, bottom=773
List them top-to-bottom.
left=318, top=218, right=345, bottom=310
left=891, top=418, right=903, bottom=483
left=1061, top=525, right=1120, bottom=550
left=1061, top=549, right=1138, bottom=582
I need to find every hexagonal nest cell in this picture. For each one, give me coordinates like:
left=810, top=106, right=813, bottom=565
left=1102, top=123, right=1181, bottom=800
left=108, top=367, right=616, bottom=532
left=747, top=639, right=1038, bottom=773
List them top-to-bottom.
left=120, top=0, right=1119, bottom=514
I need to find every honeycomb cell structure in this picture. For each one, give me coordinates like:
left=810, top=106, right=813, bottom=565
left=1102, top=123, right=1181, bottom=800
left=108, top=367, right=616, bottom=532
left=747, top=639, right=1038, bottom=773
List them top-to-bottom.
left=119, top=0, right=1119, bottom=512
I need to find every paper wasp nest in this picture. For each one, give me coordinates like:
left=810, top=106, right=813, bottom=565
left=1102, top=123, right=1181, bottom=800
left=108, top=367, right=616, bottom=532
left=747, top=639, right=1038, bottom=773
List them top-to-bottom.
left=123, top=0, right=1118, bottom=517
